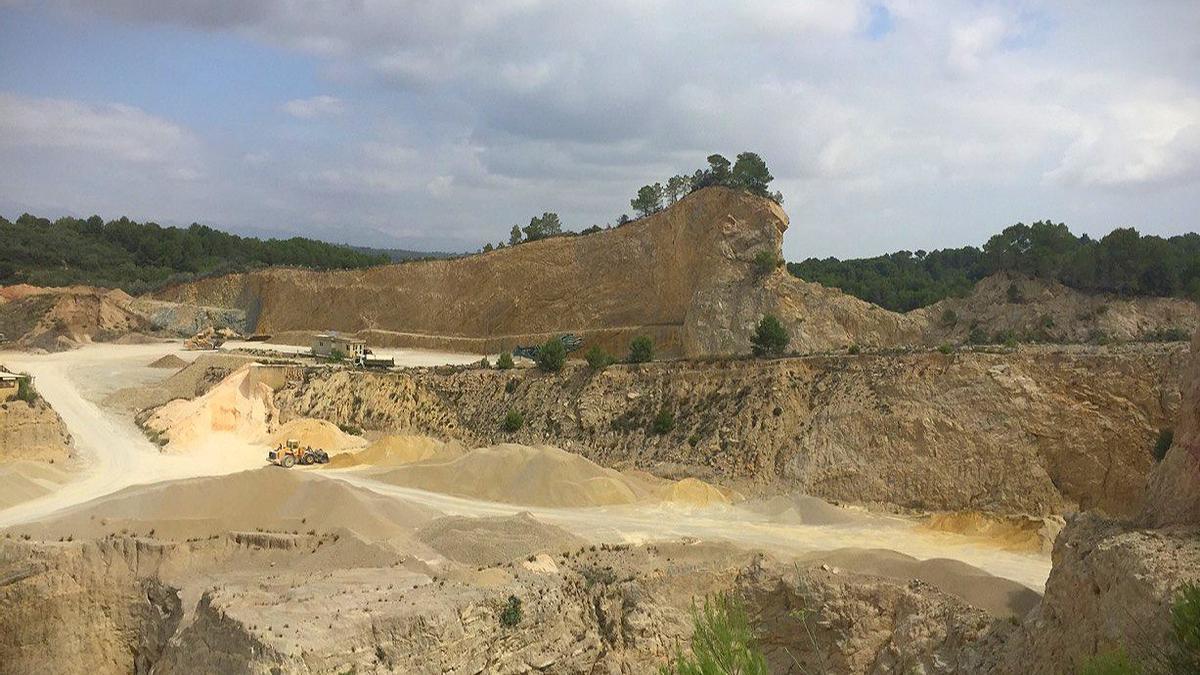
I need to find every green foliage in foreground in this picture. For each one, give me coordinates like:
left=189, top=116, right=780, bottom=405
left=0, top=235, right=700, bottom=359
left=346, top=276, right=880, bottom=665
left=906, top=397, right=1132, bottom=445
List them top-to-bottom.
left=0, top=213, right=388, bottom=293
left=789, top=221, right=1200, bottom=312
left=496, top=352, right=515, bottom=370
left=15, top=375, right=37, bottom=404
left=661, top=593, right=768, bottom=675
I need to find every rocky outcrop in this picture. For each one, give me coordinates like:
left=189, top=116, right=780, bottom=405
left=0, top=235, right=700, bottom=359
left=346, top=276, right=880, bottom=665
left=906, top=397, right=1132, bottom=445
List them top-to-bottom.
left=155, top=187, right=921, bottom=358
left=913, top=272, right=1200, bottom=345
left=0, top=285, right=149, bottom=351
left=1141, top=331, right=1200, bottom=527
left=276, top=344, right=1184, bottom=518
left=0, top=396, right=72, bottom=464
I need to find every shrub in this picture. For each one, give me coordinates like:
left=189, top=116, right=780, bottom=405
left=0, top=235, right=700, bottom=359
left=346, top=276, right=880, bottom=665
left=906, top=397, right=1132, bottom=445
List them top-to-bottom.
left=753, top=250, right=781, bottom=275
left=1006, top=281, right=1024, bottom=304
left=940, top=309, right=958, bottom=327
left=750, top=314, right=789, bottom=357
left=967, top=325, right=988, bottom=345
left=1143, top=327, right=1191, bottom=342
left=629, top=336, right=654, bottom=363
left=537, top=338, right=566, bottom=372
left=938, top=343, right=954, bottom=354
left=847, top=344, right=861, bottom=355
left=585, top=345, right=614, bottom=370
left=329, top=348, right=345, bottom=362
left=497, top=351, right=515, bottom=369
left=15, top=376, right=37, bottom=404
left=505, top=379, right=519, bottom=394
left=651, top=409, right=675, bottom=434
left=501, top=410, right=524, bottom=433
left=338, top=423, right=362, bottom=436
left=1153, top=428, right=1174, bottom=462
left=1167, top=582, right=1200, bottom=673
left=660, top=593, right=767, bottom=675
left=499, top=595, right=523, bottom=627
left=1079, top=649, right=1138, bottom=675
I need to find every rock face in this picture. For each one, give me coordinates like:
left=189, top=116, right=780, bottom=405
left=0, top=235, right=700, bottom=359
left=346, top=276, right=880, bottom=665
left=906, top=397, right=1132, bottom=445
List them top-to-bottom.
left=155, top=187, right=920, bottom=357
left=0, top=285, right=148, bottom=351
left=1141, top=330, right=1200, bottom=527
left=276, top=344, right=1184, bottom=518
left=0, top=396, right=72, bottom=464
left=0, top=534, right=1015, bottom=675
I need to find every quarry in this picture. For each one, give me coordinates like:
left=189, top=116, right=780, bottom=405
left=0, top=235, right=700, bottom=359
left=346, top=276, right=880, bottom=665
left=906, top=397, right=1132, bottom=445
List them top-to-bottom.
left=1, top=189, right=1199, bottom=674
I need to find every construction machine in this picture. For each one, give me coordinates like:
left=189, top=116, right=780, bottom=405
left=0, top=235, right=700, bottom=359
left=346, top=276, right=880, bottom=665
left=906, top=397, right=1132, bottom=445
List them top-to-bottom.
left=267, top=439, right=330, bottom=468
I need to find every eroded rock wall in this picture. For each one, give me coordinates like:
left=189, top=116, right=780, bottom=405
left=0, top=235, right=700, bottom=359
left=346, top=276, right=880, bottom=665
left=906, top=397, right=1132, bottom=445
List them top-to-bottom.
left=276, top=344, right=1184, bottom=517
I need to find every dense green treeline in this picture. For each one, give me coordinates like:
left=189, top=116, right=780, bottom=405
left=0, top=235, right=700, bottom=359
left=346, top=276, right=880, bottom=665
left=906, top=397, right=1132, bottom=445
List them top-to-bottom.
left=0, top=213, right=388, bottom=293
left=789, top=221, right=1200, bottom=312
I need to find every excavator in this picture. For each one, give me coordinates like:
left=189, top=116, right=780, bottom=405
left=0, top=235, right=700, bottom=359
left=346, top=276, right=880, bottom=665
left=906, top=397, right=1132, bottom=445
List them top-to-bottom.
left=268, top=439, right=329, bottom=468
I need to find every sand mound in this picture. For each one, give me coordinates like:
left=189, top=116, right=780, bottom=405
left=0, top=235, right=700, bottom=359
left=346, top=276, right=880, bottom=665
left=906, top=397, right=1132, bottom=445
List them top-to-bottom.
left=148, top=354, right=188, bottom=369
left=143, top=365, right=277, bottom=452
left=269, top=419, right=366, bottom=454
left=328, top=434, right=464, bottom=468
left=369, top=443, right=653, bottom=508
left=0, top=461, right=74, bottom=510
left=5, top=469, right=443, bottom=542
left=660, top=477, right=731, bottom=506
left=923, top=511, right=1065, bottom=554
left=416, top=513, right=586, bottom=566
left=799, top=548, right=1042, bottom=619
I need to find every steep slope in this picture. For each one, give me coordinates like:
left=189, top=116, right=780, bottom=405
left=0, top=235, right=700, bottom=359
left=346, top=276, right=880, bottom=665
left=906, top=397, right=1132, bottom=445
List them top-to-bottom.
left=156, top=187, right=920, bottom=357
left=276, top=343, right=1185, bottom=518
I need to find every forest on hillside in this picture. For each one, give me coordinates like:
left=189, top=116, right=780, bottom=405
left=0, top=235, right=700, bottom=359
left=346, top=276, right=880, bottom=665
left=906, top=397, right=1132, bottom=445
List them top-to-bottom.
left=0, top=213, right=389, bottom=293
left=789, top=222, right=1200, bottom=312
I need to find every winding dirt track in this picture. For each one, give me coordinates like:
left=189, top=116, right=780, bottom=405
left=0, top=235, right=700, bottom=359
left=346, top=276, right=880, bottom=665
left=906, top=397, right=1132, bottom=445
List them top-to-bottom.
left=0, top=343, right=1053, bottom=591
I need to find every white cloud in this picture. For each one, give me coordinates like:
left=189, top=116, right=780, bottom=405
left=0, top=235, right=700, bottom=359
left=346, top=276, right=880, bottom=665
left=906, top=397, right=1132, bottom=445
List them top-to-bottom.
left=947, top=15, right=1010, bottom=74
left=0, top=93, right=192, bottom=162
left=281, top=95, right=345, bottom=118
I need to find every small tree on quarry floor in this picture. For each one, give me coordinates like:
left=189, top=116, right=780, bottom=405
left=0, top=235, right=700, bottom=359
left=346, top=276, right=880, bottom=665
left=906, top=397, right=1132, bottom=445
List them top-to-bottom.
left=750, top=314, right=789, bottom=357
left=629, top=336, right=654, bottom=363
left=537, top=338, right=566, bottom=372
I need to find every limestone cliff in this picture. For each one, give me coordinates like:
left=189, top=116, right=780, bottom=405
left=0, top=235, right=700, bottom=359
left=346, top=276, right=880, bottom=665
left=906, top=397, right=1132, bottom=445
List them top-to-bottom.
left=155, top=187, right=920, bottom=357
left=1141, top=330, right=1200, bottom=527
left=276, top=344, right=1184, bottom=518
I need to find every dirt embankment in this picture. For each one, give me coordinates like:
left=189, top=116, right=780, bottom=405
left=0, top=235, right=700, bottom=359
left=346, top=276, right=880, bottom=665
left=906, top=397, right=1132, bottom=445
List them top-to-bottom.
left=0, top=284, right=245, bottom=351
left=275, top=344, right=1184, bottom=518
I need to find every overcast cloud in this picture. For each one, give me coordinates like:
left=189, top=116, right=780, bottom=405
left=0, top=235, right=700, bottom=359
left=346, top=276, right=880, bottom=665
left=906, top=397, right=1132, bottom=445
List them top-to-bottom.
left=0, top=0, right=1197, bottom=258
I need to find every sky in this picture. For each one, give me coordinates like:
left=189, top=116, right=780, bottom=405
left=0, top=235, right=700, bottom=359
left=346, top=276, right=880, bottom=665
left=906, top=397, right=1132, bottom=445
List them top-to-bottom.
left=0, top=1, right=1198, bottom=260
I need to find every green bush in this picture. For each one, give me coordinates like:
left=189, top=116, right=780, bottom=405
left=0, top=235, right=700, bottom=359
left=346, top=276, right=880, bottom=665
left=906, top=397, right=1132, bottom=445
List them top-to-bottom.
left=754, top=250, right=781, bottom=275
left=940, top=308, right=958, bottom=327
left=750, top=314, right=790, bottom=357
left=967, top=325, right=988, bottom=345
left=1143, top=327, right=1191, bottom=342
left=629, top=336, right=654, bottom=363
left=537, top=338, right=566, bottom=372
left=937, top=343, right=954, bottom=354
left=585, top=345, right=614, bottom=370
left=329, top=348, right=345, bottom=362
left=497, top=352, right=515, bottom=369
left=15, top=376, right=37, bottom=404
left=505, top=379, right=519, bottom=394
left=652, top=409, right=675, bottom=434
left=502, top=410, right=524, bottom=433
left=1153, top=428, right=1174, bottom=462
left=1168, top=582, right=1200, bottom=673
left=660, top=593, right=767, bottom=675
left=499, top=595, right=523, bottom=627
left=1080, top=648, right=1138, bottom=675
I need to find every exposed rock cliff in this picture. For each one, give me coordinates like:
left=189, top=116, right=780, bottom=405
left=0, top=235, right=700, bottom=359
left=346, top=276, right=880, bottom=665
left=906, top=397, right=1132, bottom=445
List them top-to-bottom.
left=155, top=187, right=921, bottom=357
left=275, top=344, right=1184, bottom=518
left=0, top=397, right=72, bottom=464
